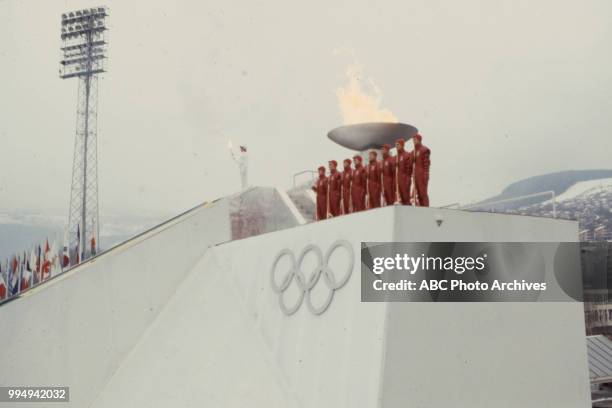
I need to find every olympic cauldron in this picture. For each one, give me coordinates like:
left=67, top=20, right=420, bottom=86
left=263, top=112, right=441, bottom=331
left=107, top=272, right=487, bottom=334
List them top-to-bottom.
left=327, top=122, right=418, bottom=151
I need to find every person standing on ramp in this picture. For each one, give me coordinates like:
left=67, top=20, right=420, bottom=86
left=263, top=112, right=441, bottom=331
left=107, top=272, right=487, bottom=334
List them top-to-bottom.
left=312, top=166, right=329, bottom=220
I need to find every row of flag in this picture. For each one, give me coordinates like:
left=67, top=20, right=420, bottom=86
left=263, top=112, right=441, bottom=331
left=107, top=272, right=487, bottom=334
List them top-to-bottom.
left=0, top=223, right=99, bottom=302
left=0, top=239, right=64, bottom=301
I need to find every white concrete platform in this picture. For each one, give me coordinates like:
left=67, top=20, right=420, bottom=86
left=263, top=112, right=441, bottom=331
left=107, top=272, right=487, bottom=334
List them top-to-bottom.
left=0, top=202, right=591, bottom=408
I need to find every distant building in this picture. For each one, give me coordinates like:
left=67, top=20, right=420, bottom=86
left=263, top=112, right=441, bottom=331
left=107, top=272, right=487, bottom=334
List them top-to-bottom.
left=583, top=242, right=612, bottom=335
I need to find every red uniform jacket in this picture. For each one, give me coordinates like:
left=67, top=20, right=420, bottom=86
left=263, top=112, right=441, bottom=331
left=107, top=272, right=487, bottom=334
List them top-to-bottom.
left=411, top=144, right=431, bottom=207
left=396, top=149, right=413, bottom=205
left=381, top=155, right=396, bottom=205
left=367, top=160, right=382, bottom=208
left=352, top=165, right=367, bottom=212
left=341, top=168, right=352, bottom=214
left=328, top=170, right=342, bottom=217
left=313, top=176, right=329, bottom=220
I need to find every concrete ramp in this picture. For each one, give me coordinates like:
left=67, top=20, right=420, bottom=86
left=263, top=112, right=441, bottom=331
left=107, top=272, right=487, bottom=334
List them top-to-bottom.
left=0, top=199, right=232, bottom=408
left=91, top=248, right=298, bottom=408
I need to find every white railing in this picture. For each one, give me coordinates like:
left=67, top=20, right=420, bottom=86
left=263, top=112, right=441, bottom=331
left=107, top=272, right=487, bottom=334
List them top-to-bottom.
left=292, top=170, right=316, bottom=188
left=276, top=187, right=307, bottom=225
left=461, top=190, right=557, bottom=218
left=0, top=200, right=210, bottom=307
left=439, top=202, right=460, bottom=209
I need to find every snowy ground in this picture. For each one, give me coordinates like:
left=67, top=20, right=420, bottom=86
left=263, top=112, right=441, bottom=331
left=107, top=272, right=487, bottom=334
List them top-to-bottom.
left=549, top=177, right=612, bottom=203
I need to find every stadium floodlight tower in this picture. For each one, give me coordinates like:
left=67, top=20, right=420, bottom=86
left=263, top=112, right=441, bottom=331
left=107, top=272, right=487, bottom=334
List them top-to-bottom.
left=60, top=7, right=108, bottom=262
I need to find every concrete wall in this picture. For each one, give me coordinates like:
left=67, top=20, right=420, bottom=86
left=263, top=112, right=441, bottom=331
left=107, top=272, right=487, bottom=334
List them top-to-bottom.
left=0, top=200, right=230, bottom=408
left=0, top=202, right=590, bottom=407
left=392, top=205, right=580, bottom=242
left=91, top=206, right=589, bottom=408
left=382, top=206, right=591, bottom=407
left=91, top=208, right=393, bottom=408
left=219, top=209, right=395, bottom=408
left=91, top=248, right=300, bottom=408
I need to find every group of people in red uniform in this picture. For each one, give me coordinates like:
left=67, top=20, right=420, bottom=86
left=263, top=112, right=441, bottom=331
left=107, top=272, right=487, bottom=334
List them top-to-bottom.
left=312, top=134, right=431, bottom=220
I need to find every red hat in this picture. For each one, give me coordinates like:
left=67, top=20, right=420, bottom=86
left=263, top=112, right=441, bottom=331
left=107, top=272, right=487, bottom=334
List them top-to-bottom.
left=414, top=134, right=423, bottom=142
left=395, top=138, right=405, bottom=146
left=382, top=144, right=391, bottom=150
left=353, top=154, right=362, bottom=161
left=343, top=158, right=351, bottom=165
left=328, top=160, right=338, bottom=166
left=318, top=166, right=325, bottom=171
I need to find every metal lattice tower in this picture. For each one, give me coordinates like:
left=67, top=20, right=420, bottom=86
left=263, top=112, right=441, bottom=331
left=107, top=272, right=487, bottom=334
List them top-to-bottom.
left=60, top=7, right=108, bottom=262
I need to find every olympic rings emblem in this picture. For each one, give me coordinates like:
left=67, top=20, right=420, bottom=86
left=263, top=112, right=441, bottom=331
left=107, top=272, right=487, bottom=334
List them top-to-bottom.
left=270, top=240, right=354, bottom=316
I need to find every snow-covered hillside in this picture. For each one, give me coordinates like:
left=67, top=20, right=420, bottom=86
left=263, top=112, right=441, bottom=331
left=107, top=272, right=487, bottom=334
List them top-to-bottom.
left=466, top=172, right=612, bottom=241
left=553, top=178, right=612, bottom=202
left=509, top=179, right=612, bottom=240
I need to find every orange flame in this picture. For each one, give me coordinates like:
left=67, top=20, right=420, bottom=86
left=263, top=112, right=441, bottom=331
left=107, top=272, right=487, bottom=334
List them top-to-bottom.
left=336, top=63, right=398, bottom=125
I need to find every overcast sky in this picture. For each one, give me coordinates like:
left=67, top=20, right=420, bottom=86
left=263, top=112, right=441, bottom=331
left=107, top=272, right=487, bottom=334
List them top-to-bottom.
left=1, top=0, right=611, bottom=217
